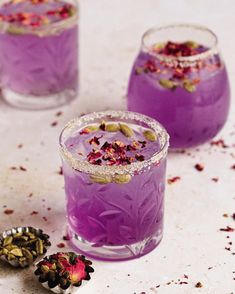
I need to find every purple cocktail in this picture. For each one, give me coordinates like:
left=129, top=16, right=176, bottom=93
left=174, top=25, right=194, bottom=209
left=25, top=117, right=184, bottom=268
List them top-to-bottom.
left=0, top=0, right=78, bottom=110
left=127, top=24, right=230, bottom=148
left=59, top=111, right=169, bottom=261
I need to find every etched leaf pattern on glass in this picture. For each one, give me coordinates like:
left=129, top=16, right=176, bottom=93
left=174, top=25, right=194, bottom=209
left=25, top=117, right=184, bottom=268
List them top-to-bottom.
left=0, top=26, right=78, bottom=95
left=64, top=160, right=166, bottom=247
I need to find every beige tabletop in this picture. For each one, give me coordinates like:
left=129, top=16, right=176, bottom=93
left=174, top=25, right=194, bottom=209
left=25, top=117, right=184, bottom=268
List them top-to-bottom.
left=0, top=0, right=235, bottom=293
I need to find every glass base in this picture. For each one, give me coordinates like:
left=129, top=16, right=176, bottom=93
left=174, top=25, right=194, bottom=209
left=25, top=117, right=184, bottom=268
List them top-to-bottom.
left=2, top=88, right=77, bottom=110
left=67, top=227, right=163, bottom=261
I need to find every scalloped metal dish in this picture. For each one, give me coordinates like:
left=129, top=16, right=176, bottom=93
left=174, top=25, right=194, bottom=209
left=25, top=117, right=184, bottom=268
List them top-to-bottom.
left=0, top=226, right=51, bottom=268
left=40, top=282, right=85, bottom=294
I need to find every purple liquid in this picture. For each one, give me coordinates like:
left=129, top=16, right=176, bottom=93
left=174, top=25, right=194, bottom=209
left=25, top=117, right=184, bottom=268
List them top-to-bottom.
left=0, top=0, right=78, bottom=97
left=127, top=48, right=230, bottom=148
left=62, top=121, right=167, bottom=260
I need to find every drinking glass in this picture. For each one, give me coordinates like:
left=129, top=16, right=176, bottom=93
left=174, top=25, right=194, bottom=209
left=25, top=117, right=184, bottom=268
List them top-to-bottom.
left=0, top=0, right=78, bottom=110
left=127, top=24, right=230, bottom=148
left=59, top=110, right=169, bottom=261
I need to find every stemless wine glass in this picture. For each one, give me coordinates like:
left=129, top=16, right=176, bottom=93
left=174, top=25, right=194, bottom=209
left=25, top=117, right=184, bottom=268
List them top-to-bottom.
left=0, top=0, right=78, bottom=110
left=127, top=24, right=230, bottom=149
left=59, top=110, right=169, bottom=261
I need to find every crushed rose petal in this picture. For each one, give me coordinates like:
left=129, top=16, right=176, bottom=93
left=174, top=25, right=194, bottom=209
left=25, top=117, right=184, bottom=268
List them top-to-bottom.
left=194, top=163, right=204, bottom=171
left=168, top=176, right=181, bottom=184
left=4, top=209, right=14, bottom=215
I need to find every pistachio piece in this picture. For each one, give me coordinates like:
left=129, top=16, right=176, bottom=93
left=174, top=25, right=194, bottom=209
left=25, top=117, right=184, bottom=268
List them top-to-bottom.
left=7, top=25, right=25, bottom=35
left=185, top=40, right=198, bottom=49
left=153, top=42, right=165, bottom=51
left=135, top=67, right=143, bottom=75
left=159, top=79, right=177, bottom=90
left=183, top=80, right=196, bottom=93
left=105, top=124, right=120, bottom=132
left=119, top=124, right=134, bottom=138
left=85, top=125, right=99, bottom=133
left=143, top=130, right=157, bottom=142
left=90, top=174, right=112, bottom=184
left=113, top=174, right=132, bottom=184
left=13, top=232, right=23, bottom=238
left=25, top=232, right=36, bottom=239
left=14, top=235, right=28, bottom=241
left=3, top=236, right=13, bottom=246
left=25, top=239, right=37, bottom=246
left=36, top=239, right=44, bottom=255
left=5, top=244, right=18, bottom=251
left=2, top=248, right=8, bottom=255
left=10, top=248, right=23, bottom=257
left=22, top=248, right=33, bottom=263
left=31, top=250, right=37, bottom=256
left=7, top=253, right=16, bottom=261
left=19, top=257, right=27, bottom=263
left=41, top=265, right=50, bottom=273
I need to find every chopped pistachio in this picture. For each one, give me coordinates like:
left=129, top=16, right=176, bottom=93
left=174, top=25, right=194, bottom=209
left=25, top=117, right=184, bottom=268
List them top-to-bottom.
left=185, top=40, right=199, bottom=49
left=159, top=79, right=177, bottom=90
left=183, top=79, right=196, bottom=93
left=105, top=124, right=120, bottom=132
left=119, top=124, right=134, bottom=138
left=85, top=125, right=99, bottom=133
left=143, top=130, right=157, bottom=142
left=90, top=174, right=112, bottom=184
left=113, top=174, right=132, bottom=184
left=3, top=236, right=13, bottom=246
left=36, top=239, right=44, bottom=255
left=10, top=248, right=23, bottom=257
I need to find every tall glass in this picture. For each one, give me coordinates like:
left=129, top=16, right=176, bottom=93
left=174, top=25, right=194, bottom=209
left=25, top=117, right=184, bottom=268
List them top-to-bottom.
left=0, top=0, right=78, bottom=110
left=127, top=24, right=230, bottom=148
left=59, top=111, right=169, bottom=261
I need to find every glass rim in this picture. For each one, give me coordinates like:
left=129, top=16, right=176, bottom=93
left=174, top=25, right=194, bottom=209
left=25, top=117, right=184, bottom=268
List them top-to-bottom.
left=0, top=2, right=78, bottom=36
left=141, top=23, right=219, bottom=62
left=59, top=110, right=169, bottom=176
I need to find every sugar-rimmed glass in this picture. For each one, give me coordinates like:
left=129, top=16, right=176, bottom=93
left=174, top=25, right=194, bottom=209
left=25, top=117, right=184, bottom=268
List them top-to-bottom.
left=0, top=0, right=78, bottom=110
left=127, top=24, right=230, bottom=148
left=59, top=110, right=169, bottom=261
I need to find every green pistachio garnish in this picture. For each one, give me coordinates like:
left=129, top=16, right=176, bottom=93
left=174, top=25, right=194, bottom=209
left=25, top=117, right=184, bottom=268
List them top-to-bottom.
left=7, top=25, right=26, bottom=35
left=185, top=40, right=199, bottom=49
left=135, top=67, right=144, bottom=75
left=159, top=79, right=178, bottom=90
left=183, top=79, right=196, bottom=93
left=105, top=124, right=120, bottom=132
left=119, top=124, right=134, bottom=138
left=85, top=125, right=99, bottom=133
left=143, top=130, right=157, bottom=142
left=90, top=174, right=112, bottom=184
left=113, top=174, right=132, bottom=184
left=0, top=227, right=51, bottom=267
left=3, top=236, right=13, bottom=246
left=36, top=239, right=44, bottom=255
left=10, top=248, right=23, bottom=257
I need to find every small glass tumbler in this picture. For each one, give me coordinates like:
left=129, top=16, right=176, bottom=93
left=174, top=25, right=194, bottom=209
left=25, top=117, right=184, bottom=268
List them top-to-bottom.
left=0, top=0, right=78, bottom=110
left=127, top=24, right=230, bottom=148
left=59, top=111, right=169, bottom=261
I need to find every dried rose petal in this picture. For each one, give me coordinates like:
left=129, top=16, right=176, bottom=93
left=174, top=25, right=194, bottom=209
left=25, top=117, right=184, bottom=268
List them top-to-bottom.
left=194, top=163, right=204, bottom=171
left=167, top=176, right=181, bottom=184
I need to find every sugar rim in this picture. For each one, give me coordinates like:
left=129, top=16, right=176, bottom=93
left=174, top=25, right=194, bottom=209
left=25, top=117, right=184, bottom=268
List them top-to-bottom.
left=0, top=1, right=78, bottom=36
left=142, top=23, right=219, bottom=64
left=59, top=110, right=169, bottom=176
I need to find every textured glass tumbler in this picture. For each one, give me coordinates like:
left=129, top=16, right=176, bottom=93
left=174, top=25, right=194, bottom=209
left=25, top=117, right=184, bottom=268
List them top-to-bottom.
left=0, top=0, right=78, bottom=110
left=127, top=24, right=230, bottom=148
left=59, top=110, right=169, bottom=261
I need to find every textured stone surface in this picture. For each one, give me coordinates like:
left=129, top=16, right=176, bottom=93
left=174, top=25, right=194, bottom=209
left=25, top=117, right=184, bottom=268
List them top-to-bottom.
left=0, top=0, right=235, bottom=293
